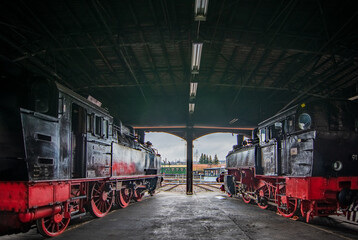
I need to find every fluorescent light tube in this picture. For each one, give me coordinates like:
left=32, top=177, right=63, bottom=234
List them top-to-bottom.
left=195, top=0, right=209, bottom=21
left=191, top=43, right=203, bottom=74
left=190, top=82, right=198, bottom=97
left=348, top=95, right=358, bottom=101
left=189, top=103, right=195, bottom=113
left=229, top=118, right=238, bottom=124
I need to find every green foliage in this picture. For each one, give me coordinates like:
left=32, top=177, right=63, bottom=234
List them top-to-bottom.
left=198, top=153, right=219, bottom=165
left=199, top=153, right=204, bottom=164
left=214, top=154, right=219, bottom=165
left=208, top=155, right=212, bottom=164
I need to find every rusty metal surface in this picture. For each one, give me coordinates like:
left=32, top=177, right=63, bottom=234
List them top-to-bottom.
left=255, top=100, right=358, bottom=178
left=21, top=110, right=60, bottom=180
left=283, top=131, right=315, bottom=176
left=260, top=141, right=278, bottom=176
left=86, top=142, right=111, bottom=178
left=112, top=143, right=159, bottom=177
left=226, top=145, right=256, bottom=168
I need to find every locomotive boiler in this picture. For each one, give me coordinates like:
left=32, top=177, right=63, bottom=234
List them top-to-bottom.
left=0, top=60, right=161, bottom=237
left=222, top=101, right=358, bottom=222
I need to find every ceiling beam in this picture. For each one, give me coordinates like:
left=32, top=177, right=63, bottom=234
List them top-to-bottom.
left=19, top=0, right=98, bottom=88
left=89, top=0, right=148, bottom=103
left=125, top=0, right=168, bottom=100
left=149, top=0, right=178, bottom=94
left=231, top=0, right=298, bottom=106
left=50, top=1, right=114, bottom=89
left=276, top=8, right=358, bottom=112
left=218, top=46, right=238, bottom=84
left=257, top=50, right=287, bottom=87
left=277, top=57, right=356, bottom=113
left=326, top=66, right=358, bottom=95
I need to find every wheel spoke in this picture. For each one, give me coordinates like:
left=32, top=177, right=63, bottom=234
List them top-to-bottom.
left=90, top=183, right=114, bottom=218
left=257, top=184, right=269, bottom=209
left=276, top=186, right=297, bottom=218
left=116, top=187, right=132, bottom=208
left=93, top=188, right=101, bottom=194
left=36, top=212, right=70, bottom=237
left=51, top=223, right=55, bottom=233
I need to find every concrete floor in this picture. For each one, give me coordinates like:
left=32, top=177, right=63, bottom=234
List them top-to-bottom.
left=1, top=190, right=358, bottom=240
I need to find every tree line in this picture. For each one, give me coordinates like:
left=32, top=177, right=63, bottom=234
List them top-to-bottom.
left=199, top=153, right=219, bottom=165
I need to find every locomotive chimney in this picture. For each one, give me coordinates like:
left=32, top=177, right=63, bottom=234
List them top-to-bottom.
left=237, top=134, right=244, bottom=146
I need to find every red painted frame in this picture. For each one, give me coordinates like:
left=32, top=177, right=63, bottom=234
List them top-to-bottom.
left=286, top=177, right=358, bottom=200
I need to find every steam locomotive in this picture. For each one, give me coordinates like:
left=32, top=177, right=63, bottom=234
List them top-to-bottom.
left=0, top=60, right=161, bottom=237
left=222, top=101, right=358, bottom=222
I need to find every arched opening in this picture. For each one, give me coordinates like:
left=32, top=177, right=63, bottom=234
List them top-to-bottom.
left=145, top=131, right=242, bottom=190
left=145, top=132, right=186, bottom=165
left=145, top=132, right=187, bottom=184
left=193, top=132, right=238, bottom=182
left=193, top=132, right=238, bottom=163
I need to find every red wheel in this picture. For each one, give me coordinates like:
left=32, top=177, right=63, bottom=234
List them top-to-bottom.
left=89, top=182, right=114, bottom=218
left=257, top=185, right=269, bottom=209
left=276, top=186, right=298, bottom=218
left=116, top=188, right=133, bottom=208
left=133, top=189, right=144, bottom=202
left=242, top=192, right=251, bottom=204
left=36, top=212, right=70, bottom=237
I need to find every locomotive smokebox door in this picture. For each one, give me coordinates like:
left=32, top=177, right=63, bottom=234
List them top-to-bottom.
left=224, top=175, right=236, bottom=196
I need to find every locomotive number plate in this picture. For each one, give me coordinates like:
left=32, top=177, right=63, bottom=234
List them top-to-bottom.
left=116, top=182, right=122, bottom=190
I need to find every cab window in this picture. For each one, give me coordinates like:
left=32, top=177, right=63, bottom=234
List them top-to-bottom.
left=95, top=115, right=102, bottom=136
left=103, top=119, right=108, bottom=138
left=259, top=128, right=266, bottom=142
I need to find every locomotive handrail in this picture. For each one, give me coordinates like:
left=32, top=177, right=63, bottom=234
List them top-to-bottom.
left=55, top=82, right=112, bottom=117
left=87, top=139, right=111, bottom=146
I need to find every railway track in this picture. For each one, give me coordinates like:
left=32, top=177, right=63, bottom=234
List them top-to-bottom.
left=160, top=183, right=222, bottom=192
left=164, top=184, right=181, bottom=192
left=195, top=184, right=214, bottom=191
left=205, top=184, right=221, bottom=189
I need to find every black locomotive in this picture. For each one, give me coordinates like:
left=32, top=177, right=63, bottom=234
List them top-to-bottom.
left=0, top=59, right=161, bottom=237
left=222, top=100, right=358, bottom=222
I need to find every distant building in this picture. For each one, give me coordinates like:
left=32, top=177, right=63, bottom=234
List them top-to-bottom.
left=161, top=164, right=225, bottom=175
left=161, top=165, right=186, bottom=175
left=203, top=167, right=225, bottom=181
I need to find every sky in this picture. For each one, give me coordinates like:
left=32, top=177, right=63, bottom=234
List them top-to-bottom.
left=145, top=132, right=238, bottom=163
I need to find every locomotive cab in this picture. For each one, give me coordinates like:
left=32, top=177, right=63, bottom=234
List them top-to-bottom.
left=0, top=60, right=162, bottom=237
left=0, top=76, right=60, bottom=181
left=223, top=99, right=358, bottom=222
left=256, top=101, right=358, bottom=178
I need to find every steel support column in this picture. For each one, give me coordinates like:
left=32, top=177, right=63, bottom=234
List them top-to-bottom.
left=186, top=127, right=193, bottom=195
